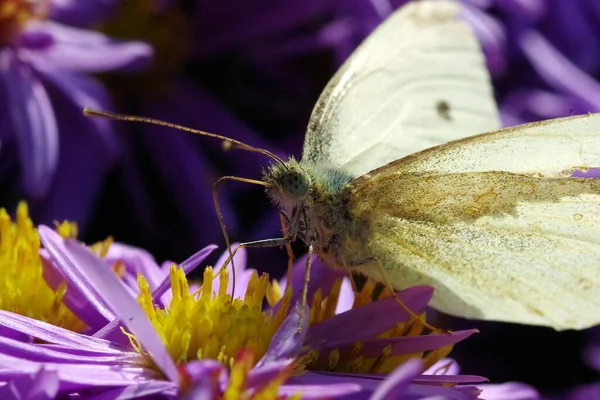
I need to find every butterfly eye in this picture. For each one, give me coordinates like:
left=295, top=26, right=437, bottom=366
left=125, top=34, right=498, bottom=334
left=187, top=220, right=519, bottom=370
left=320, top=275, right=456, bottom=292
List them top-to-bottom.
left=281, top=170, right=310, bottom=199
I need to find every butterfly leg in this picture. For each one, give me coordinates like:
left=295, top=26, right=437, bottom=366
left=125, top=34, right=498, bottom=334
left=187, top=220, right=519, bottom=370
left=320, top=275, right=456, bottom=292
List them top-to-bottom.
left=279, top=212, right=296, bottom=282
left=218, top=236, right=293, bottom=273
left=295, top=240, right=315, bottom=333
left=374, top=260, right=450, bottom=334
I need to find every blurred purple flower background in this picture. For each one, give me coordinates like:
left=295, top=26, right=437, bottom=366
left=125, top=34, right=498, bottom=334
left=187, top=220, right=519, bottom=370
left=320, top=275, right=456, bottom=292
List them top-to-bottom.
left=0, top=0, right=151, bottom=229
left=1, top=0, right=599, bottom=398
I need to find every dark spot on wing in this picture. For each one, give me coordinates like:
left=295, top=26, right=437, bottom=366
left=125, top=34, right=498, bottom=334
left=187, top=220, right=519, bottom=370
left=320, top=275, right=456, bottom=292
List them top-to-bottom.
left=437, top=100, right=451, bottom=121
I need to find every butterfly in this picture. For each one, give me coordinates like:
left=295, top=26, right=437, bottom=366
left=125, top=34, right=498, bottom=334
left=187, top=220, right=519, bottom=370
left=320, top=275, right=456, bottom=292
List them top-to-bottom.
left=86, top=0, right=600, bottom=331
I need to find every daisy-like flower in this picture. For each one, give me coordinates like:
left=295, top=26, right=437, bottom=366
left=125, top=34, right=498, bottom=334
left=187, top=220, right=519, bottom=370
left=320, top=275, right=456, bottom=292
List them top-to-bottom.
left=0, top=0, right=151, bottom=229
left=0, top=202, right=84, bottom=333
left=0, top=224, right=532, bottom=399
left=0, top=226, right=364, bottom=398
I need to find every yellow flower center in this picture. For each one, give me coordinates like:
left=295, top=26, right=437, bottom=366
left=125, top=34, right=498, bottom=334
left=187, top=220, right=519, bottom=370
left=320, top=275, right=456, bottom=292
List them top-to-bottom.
left=0, top=0, right=48, bottom=46
left=0, top=202, right=85, bottom=332
left=137, top=264, right=291, bottom=369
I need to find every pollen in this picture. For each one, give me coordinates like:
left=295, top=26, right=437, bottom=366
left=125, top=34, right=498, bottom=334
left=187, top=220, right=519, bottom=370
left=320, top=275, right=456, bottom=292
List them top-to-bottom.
left=0, top=0, right=48, bottom=46
left=0, top=203, right=85, bottom=332
left=137, top=264, right=290, bottom=369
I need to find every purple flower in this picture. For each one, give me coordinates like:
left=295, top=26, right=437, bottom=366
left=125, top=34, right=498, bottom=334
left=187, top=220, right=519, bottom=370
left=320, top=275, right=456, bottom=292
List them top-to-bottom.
left=0, top=0, right=151, bottom=230
left=0, top=225, right=516, bottom=398
left=0, top=227, right=364, bottom=398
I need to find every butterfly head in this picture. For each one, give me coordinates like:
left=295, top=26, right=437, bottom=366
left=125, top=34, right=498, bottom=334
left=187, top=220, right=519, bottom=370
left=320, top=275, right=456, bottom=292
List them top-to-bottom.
left=263, top=158, right=312, bottom=209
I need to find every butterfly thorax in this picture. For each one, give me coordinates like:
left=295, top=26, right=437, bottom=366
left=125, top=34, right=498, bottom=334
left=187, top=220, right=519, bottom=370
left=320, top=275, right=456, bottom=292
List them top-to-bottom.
left=263, top=158, right=370, bottom=269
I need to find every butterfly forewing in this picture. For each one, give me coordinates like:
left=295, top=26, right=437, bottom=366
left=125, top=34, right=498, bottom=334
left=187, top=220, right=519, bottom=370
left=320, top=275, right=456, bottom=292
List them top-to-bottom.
left=301, top=0, right=499, bottom=176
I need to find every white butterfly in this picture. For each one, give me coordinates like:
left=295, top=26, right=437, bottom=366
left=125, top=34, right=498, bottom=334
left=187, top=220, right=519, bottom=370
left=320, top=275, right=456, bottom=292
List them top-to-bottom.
left=86, top=0, right=600, bottom=331
left=263, top=0, right=600, bottom=331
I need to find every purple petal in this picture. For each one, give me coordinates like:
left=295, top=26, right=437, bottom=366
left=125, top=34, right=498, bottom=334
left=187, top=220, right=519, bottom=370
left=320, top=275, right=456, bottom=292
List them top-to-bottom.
left=461, top=0, right=494, bottom=8
left=496, top=0, right=546, bottom=21
left=460, top=3, right=507, bottom=76
left=25, top=22, right=152, bottom=72
left=15, top=24, right=54, bottom=50
left=520, top=31, right=600, bottom=112
left=0, top=52, right=58, bottom=197
left=27, top=59, right=120, bottom=157
left=31, top=88, right=113, bottom=230
left=500, top=89, right=578, bottom=121
left=573, top=169, right=600, bottom=179
left=39, top=226, right=115, bottom=329
left=60, top=236, right=179, bottom=384
left=104, top=242, right=164, bottom=290
left=153, top=245, right=218, bottom=303
left=334, top=277, right=355, bottom=314
left=305, top=286, right=434, bottom=345
left=256, top=303, right=309, bottom=368
left=0, top=310, right=128, bottom=353
left=92, top=319, right=130, bottom=344
left=310, top=330, right=477, bottom=361
left=0, top=335, right=137, bottom=364
left=584, top=340, right=600, bottom=372
left=0, top=353, right=161, bottom=390
left=423, top=357, right=461, bottom=375
left=370, top=358, right=422, bottom=400
left=246, top=359, right=294, bottom=390
left=181, top=360, right=224, bottom=400
left=183, top=360, right=224, bottom=382
left=0, top=367, right=59, bottom=400
left=287, top=371, right=379, bottom=393
left=182, top=379, right=218, bottom=400
left=85, top=381, right=178, bottom=400
left=277, top=382, right=363, bottom=399
left=478, top=382, right=539, bottom=400
left=403, top=384, right=480, bottom=400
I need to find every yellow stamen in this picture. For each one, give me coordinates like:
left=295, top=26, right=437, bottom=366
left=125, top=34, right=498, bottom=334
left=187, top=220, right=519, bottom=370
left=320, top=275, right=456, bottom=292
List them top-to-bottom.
left=0, top=203, right=85, bottom=332
left=54, top=220, right=78, bottom=239
left=90, top=236, right=114, bottom=258
left=136, top=264, right=288, bottom=370
left=266, top=279, right=282, bottom=307
left=328, top=348, right=340, bottom=371
left=223, top=349, right=253, bottom=400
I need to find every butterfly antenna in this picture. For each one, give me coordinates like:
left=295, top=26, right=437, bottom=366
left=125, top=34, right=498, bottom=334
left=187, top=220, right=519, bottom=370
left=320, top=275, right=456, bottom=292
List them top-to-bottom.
left=83, top=108, right=286, bottom=165
left=84, top=108, right=281, bottom=298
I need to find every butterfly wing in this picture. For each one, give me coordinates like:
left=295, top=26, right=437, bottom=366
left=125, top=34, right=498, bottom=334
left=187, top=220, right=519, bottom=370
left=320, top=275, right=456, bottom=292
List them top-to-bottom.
left=301, top=0, right=499, bottom=176
left=345, top=113, right=600, bottom=330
